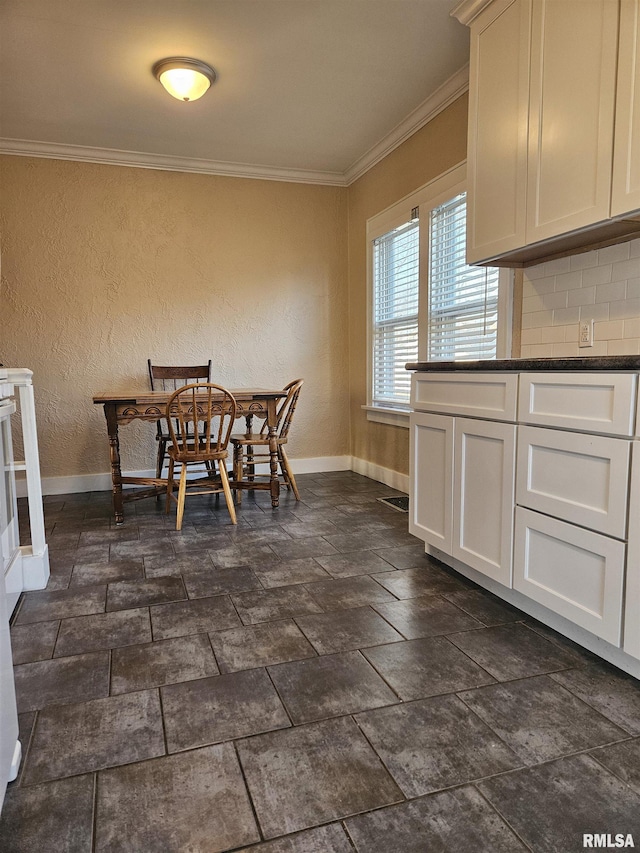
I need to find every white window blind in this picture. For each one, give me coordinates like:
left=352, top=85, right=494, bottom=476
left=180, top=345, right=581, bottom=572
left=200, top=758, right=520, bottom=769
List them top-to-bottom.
left=428, top=193, right=500, bottom=362
left=372, top=219, right=419, bottom=407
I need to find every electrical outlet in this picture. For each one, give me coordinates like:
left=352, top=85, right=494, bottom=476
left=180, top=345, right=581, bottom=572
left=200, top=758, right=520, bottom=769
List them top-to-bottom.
left=579, top=319, right=594, bottom=348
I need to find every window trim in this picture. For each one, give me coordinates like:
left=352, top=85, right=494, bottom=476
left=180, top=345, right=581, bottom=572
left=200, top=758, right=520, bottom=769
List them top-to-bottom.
left=364, top=161, right=512, bottom=428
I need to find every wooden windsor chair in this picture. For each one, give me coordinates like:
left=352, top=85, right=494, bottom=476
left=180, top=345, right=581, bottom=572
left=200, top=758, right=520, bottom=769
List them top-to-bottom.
left=147, top=360, right=212, bottom=478
left=231, top=378, right=303, bottom=504
left=165, top=383, right=237, bottom=529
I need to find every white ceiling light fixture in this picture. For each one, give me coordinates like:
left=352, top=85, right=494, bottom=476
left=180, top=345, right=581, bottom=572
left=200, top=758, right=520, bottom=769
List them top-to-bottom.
left=153, top=57, right=216, bottom=102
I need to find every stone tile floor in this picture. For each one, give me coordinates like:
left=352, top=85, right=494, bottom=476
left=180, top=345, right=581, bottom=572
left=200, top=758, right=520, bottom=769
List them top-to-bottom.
left=2, top=472, right=640, bottom=851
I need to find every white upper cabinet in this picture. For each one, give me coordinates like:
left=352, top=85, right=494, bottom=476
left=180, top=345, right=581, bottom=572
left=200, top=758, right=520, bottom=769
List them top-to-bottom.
left=455, top=0, right=640, bottom=266
left=466, top=0, right=530, bottom=262
left=526, top=0, right=618, bottom=243
left=612, top=0, right=640, bottom=217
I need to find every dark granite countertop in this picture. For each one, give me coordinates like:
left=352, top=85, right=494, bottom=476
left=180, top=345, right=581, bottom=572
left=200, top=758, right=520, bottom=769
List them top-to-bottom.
left=406, top=356, right=640, bottom=372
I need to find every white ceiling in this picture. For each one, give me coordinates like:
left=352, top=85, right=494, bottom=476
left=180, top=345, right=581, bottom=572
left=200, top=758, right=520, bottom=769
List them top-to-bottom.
left=0, top=0, right=470, bottom=184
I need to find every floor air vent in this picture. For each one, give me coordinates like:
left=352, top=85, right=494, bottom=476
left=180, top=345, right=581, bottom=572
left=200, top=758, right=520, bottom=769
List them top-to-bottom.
left=377, top=495, right=409, bottom=512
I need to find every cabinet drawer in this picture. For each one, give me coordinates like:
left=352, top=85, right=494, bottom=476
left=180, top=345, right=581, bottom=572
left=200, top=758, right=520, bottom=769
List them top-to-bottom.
left=411, top=372, right=518, bottom=420
left=518, top=372, right=636, bottom=435
left=516, top=426, right=630, bottom=538
left=514, top=507, right=624, bottom=645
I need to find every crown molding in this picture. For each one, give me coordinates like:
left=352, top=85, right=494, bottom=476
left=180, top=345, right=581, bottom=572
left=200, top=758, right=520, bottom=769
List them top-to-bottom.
left=451, top=0, right=493, bottom=26
left=343, top=64, right=469, bottom=186
left=0, top=65, right=469, bottom=188
left=0, top=138, right=347, bottom=186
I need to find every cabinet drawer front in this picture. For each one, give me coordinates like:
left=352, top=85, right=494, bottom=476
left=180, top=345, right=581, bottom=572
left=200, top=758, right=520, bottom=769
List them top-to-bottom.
left=412, top=373, right=518, bottom=420
left=518, top=373, right=636, bottom=435
left=409, top=412, right=453, bottom=553
left=452, top=418, right=516, bottom=587
left=516, top=426, right=630, bottom=538
left=514, top=507, right=624, bottom=645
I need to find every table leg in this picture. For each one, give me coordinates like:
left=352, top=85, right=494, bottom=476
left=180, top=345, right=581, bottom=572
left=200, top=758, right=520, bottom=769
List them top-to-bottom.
left=266, top=399, right=280, bottom=507
left=105, top=404, right=124, bottom=524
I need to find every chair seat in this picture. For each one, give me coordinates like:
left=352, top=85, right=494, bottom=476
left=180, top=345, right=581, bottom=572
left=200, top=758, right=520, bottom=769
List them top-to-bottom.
left=230, top=433, right=286, bottom=445
left=168, top=446, right=229, bottom=464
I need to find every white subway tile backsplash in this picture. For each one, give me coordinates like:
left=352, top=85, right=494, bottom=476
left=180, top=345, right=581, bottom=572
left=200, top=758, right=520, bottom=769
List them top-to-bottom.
left=517, top=242, right=640, bottom=357
left=598, top=242, right=631, bottom=264
left=570, top=249, right=599, bottom=270
left=544, top=257, right=572, bottom=275
left=611, top=257, right=640, bottom=281
left=523, top=262, right=548, bottom=280
left=582, top=264, right=612, bottom=287
left=554, top=270, right=583, bottom=291
left=523, top=277, right=555, bottom=297
left=627, top=278, right=640, bottom=299
left=595, top=281, right=627, bottom=303
left=567, top=286, right=595, bottom=307
left=542, top=291, right=569, bottom=310
left=523, top=294, right=546, bottom=313
left=610, top=298, right=640, bottom=320
left=579, top=303, right=610, bottom=323
left=552, top=307, right=580, bottom=326
left=522, top=310, right=554, bottom=329
left=624, top=318, right=640, bottom=338
left=595, top=320, right=624, bottom=340
left=565, top=324, right=579, bottom=342
left=540, top=326, right=566, bottom=344
left=520, top=328, right=542, bottom=346
left=608, top=339, right=640, bottom=355
left=551, top=342, right=581, bottom=358
left=521, top=343, right=555, bottom=358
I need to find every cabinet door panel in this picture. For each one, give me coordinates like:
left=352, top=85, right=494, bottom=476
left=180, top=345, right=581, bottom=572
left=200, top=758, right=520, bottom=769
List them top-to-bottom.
left=467, top=0, right=530, bottom=263
left=526, top=0, right=618, bottom=242
left=612, top=0, right=640, bottom=217
left=409, top=412, right=453, bottom=553
left=452, top=418, right=516, bottom=586
left=516, top=426, right=631, bottom=538
left=624, top=441, right=640, bottom=659
left=514, top=507, right=624, bottom=645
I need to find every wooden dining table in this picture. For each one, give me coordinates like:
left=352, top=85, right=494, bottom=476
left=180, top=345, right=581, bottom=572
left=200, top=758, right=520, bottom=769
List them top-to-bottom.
left=93, top=388, right=286, bottom=524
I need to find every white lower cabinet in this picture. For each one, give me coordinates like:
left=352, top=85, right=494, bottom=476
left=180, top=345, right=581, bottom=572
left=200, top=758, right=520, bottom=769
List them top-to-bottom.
left=410, top=369, right=640, bottom=670
left=409, top=409, right=515, bottom=587
left=452, top=418, right=516, bottom=586
left=514, top=507, right=625, bottom=645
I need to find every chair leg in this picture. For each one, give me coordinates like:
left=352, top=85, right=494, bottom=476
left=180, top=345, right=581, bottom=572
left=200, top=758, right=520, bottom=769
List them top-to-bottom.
left=156, top=439, right=167, bottom=499
left=233, top=444, right=243, bottom=505
left=279, top=447, right=300, bottom=500
left=165, top=458, right=174, bottom=514
left=218, top=461, right=237, bottom=525
left=176, top=465, right=188, bottom=530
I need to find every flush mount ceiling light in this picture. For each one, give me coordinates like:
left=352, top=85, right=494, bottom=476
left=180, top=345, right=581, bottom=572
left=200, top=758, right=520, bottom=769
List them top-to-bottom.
left=153, top=57, right=216, bottom=102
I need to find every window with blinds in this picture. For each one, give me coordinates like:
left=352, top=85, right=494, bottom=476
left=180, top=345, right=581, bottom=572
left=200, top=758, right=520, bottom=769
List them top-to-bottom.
left=428, top=193, right=500, bottom=362
left=372, top=219, right=419, bottom=407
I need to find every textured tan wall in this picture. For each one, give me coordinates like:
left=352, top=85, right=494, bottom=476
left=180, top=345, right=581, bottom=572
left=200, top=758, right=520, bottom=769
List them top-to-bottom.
left=346, top=94, right=468, bottom=475
left=0, top=157, right=349, bottom=479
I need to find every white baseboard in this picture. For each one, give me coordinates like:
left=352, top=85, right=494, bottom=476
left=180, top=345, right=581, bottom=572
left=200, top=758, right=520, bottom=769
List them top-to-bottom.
left=20, top=455, right=355, bottom=496
left=351, top=457, right=409, bottom=494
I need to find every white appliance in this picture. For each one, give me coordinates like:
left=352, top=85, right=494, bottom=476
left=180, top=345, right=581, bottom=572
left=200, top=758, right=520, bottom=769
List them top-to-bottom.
left=0, top=368, right=49, bottom=811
